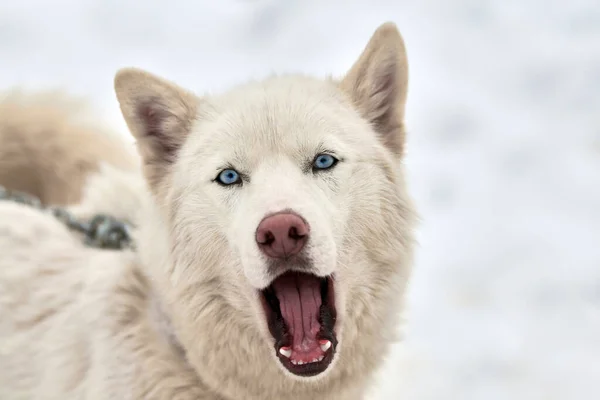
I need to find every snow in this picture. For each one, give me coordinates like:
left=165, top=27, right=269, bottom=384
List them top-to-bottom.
left=1, top=1, right=599, bottom=398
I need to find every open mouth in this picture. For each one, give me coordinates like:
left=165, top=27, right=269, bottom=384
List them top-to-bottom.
left=260, top=271, right=337, bottom=377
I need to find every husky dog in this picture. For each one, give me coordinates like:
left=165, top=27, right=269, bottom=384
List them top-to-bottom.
left=0, top=22, right=417, bottom=399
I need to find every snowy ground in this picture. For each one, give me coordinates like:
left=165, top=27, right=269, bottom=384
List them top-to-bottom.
left=1, top=1, right=599, bottom=399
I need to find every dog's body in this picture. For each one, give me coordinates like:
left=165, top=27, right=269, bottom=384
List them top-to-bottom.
left=0, top=23, right=417, bottom=400
left=0, top=90, right=139, bottom=207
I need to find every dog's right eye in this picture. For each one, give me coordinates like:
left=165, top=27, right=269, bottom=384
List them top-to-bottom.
left=312, top=153, right=338, bottom=172
left=215, top=169, right=242, bottom=186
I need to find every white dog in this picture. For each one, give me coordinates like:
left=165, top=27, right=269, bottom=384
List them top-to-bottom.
left=0, top=22, right=417, bottom=399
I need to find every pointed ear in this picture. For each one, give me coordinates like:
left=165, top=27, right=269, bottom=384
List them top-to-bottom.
left=340, top=22, right=409, bottom=156
left=114, top=68, right=199, bottom=189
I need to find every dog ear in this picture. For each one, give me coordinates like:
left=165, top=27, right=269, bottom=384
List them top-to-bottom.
left=340, top=22, right=409, bottom=156
left=114, top=68, right=198, bottom=189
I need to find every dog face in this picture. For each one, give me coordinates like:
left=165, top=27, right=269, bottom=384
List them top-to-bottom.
left=116, top=22, right=416, bottom=398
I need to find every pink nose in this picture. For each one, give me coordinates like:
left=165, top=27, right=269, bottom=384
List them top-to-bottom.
left=255, top=212, right=310, bottom=259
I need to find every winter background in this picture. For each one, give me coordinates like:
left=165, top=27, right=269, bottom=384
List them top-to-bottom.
left=1, top=0, right=599, bottom=399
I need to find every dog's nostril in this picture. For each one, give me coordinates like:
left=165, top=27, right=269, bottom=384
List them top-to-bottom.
left=289, top=227, right=305, bottom=240
left=262, top=231, right=275, bottom=246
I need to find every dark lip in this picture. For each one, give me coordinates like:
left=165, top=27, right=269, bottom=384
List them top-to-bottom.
left=260, top=273, right=338, bottom=377
left=275, top=342, right=336, bottom=377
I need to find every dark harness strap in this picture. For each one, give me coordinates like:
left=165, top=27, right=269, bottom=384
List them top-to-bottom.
left=0, top=185, right=135, bottom=250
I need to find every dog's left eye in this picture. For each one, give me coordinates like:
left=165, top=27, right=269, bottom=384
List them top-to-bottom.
left=312, top=154, right=338, bottom=171
left=216, top=169, right=242, bottom=186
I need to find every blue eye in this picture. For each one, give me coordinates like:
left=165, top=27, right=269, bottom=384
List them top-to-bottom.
left=313, top=154, right=338, bottom=171
left=216, top=169, right=241, bottom=186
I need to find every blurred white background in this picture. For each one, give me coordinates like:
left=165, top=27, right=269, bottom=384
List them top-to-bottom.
left=1, top=1, right=599, bottom=399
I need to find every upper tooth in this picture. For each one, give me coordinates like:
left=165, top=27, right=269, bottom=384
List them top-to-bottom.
left=320, top=340, right=332, bottom=352
left=279, top=347, right=292, bottom=358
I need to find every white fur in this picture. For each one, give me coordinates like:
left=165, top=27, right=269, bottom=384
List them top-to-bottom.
left=0, top=22, right=417, bottom=399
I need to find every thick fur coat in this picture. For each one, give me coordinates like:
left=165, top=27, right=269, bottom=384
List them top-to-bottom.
left=0, top=23, right=417, bottom=400
left=0, top=90, right=139, bottom=206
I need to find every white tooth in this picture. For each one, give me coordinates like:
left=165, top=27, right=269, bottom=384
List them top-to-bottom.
left=320, top=340, right=332, bottom=352
left=279, top=347, right=292, bottom=358
left=318, top=355, right=324, bottom=362
left=312, top=358, right=318, bottom=363
left=291, top=360, right=297, bottom=365
left=298, top=360, right=304, bottom=365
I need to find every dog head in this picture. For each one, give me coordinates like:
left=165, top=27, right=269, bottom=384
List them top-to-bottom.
left=115, top=22, right=416, bottom=398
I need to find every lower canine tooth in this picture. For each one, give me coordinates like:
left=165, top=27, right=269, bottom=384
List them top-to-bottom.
left=319, top=340, right=332, bottom=352
left=279, top=347, right=292, bottom=358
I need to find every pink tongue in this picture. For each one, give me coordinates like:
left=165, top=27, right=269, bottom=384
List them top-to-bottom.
left=272, top=273, right=322, bottom=353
